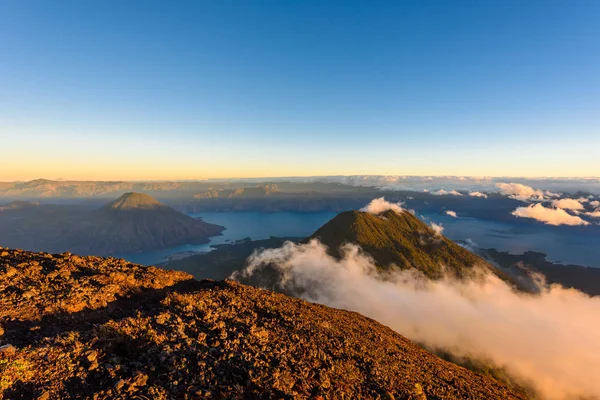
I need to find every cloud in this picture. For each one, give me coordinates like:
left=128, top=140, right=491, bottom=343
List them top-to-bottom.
left=496, top=183, right=558, bottom=202
left=431, top=189, right=463, bottom=196
left=468, top=191, right=488, bottom=198
left=360, top=197, right=403, bottom=215
left=551, top=198, right=585, bottom=211
left=590, top=200, right=600, bottom=208
left=511, top=204, right=590, bottom=226
left=585, top=209, right=600, bottom=218
left=445, top=210, right=458, bottom=218
left=430, top=222, right=444, bottom=236
left=235, top=240, right=600, bottom=400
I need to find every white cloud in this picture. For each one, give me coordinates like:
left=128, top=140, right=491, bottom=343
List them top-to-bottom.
left=496, top=182, right=557, bottom=202
left=431, top=189, right=463, bottom=196
left=468, top=191, right=488, bottom=198
left=360, top=197, right=403, bottom=215
left=551, top=198, right=585, bottom=211
left=590, top=200, right=600, bottom=208
left=511, top=204, right=590, bottom=226
left=585, top=209, right=600, bottom=218
left=445, top=210, right=458, bottom=218
left=430, top=222, right=444, bottom=236
left=235, top=240, right=600, bottom=400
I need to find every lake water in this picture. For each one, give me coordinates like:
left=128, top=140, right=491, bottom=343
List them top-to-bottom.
left=120, top=211, right=337, bottom=265
left=121, top=211, right=599, bottom=268
left=420, top=213, right=599, bottom=268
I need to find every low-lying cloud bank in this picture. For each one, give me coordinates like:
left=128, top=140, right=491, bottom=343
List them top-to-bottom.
left=360, top=197, right=403, bottom=215
left=512, top=203, right=590, bottom=226
left=234, top=240, right=600, bottom=400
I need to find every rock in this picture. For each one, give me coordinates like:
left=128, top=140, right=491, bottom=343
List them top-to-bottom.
left=4, top=266, right=17, bottom=277
left=0, top=343, right=16, bottom=355
left=82, top=350, right=100, bottom=370
left=84, top=350, right=98, bottom=363
left=89, top=360, right=99, bottom=371
left=132, top=372, right=148, bottom=388
left=114, top=379, right=126, bottom=391
left=410, top=383, right=427, bottom=400
left=36, top=391, right=50, bottom=400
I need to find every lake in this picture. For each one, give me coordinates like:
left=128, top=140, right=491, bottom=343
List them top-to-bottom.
left=120, top=210, right=599, bottom=268
left=120, top=211, right=337, bottom=265
left=420, top=212, right=600, bottom=268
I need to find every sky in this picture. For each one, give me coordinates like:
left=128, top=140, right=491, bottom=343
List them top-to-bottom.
left=1, top=0, right=599, bottom=181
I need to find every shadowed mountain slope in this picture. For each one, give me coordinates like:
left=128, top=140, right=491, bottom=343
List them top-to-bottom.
left=310, top=210, right=507, bottom=280
left=0, top=247, right=526, bottom=399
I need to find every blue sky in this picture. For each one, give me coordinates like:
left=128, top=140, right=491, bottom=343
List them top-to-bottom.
left=1, top=1, right=599, bottom=180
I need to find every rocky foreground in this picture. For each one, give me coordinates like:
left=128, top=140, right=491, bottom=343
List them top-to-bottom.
left=0, top=248, right=527, bottom=399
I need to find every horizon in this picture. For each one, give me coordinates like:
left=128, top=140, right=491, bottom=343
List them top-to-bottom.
left=2, top=1, right=600, bottom=179
left=3, top=174, right=600, bottom=183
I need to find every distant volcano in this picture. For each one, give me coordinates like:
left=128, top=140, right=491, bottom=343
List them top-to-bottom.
left=58, top=192, right=223, bottom=255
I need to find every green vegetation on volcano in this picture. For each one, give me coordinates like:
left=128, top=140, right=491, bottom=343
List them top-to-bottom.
left=310, top=210, right=505, bottom=280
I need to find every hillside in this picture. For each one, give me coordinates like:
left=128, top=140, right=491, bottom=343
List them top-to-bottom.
left=310, top=210, right=507, bottom=280
left=0, top=247, right=526, bottom=399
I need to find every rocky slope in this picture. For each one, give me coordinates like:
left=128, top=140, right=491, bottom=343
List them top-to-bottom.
left=310, top=210, right=509, bottom=280
left=0, top=248, right=526, bottom=399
